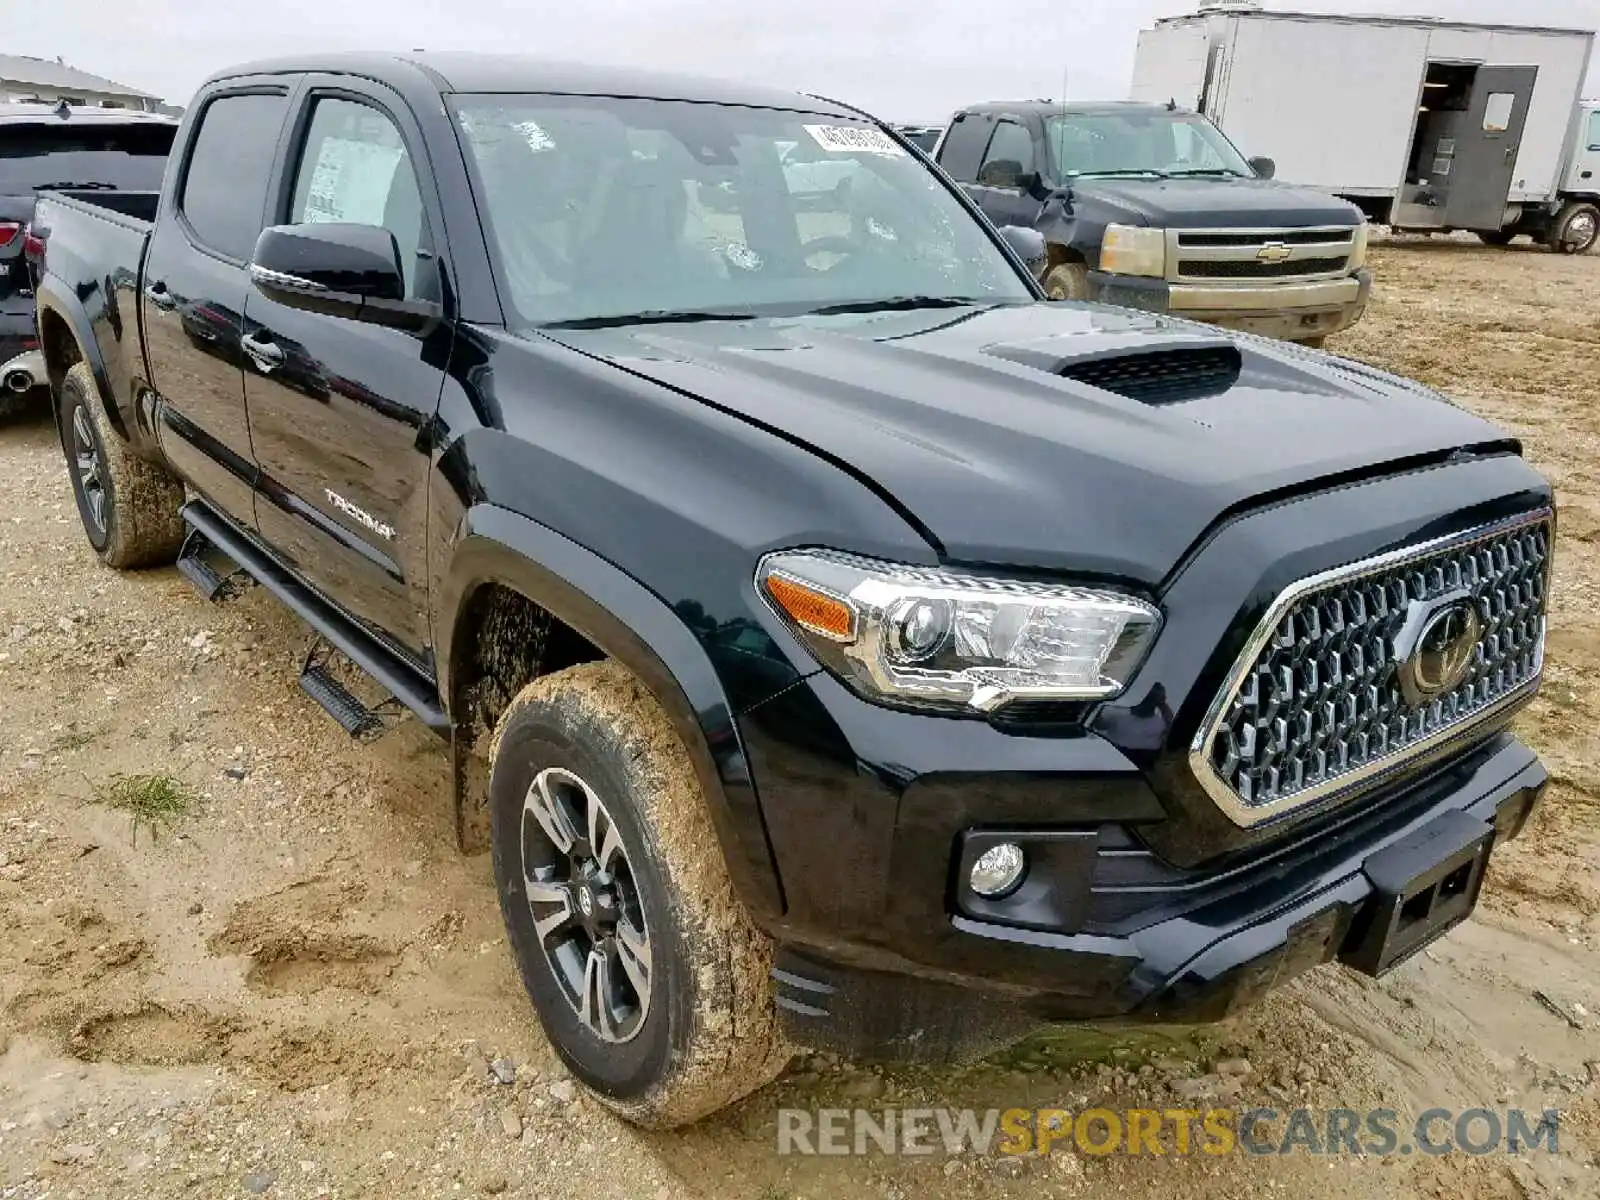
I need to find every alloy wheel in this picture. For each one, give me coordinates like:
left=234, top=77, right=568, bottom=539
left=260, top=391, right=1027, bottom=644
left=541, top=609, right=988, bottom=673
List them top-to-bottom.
left=70, top=402, right=108, bottom=536
left=520, top=766, right=652, bottom=1043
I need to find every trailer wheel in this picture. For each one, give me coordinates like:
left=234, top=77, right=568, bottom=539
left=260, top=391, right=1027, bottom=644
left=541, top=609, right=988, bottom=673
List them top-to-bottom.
left=1547, top=203, right=1598, bottom=255
left=1476, top=230, right=1516, bottom=247
left=1042, top=263, right=1090, bottom=301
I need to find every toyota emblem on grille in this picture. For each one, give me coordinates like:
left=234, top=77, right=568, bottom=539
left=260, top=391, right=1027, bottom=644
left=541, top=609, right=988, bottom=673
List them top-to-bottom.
left=1256, top=242, right=1293, bottom=263
left=1394, top=594, right=1482, bottom=709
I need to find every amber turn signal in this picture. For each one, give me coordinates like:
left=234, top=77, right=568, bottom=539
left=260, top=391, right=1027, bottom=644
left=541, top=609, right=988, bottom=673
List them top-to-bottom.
left=763, top=573, right=855, bottom=641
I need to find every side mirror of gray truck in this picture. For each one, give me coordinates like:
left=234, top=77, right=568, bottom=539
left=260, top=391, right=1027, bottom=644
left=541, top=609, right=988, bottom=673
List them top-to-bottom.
left=1248, top=155, right=1277, bottom=180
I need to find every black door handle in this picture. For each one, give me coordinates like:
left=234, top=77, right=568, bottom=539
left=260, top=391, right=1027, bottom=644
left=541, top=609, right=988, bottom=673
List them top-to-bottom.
left=143, top=282, right=175, bottom=311
left=240, top=332, right=284, bottom=372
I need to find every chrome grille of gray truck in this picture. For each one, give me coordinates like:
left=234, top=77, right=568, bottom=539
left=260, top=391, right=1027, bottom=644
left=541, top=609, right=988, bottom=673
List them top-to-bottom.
left=1169, top=226, right=1357, bottom=284
left=1190, top=511, right=1551, bottom=828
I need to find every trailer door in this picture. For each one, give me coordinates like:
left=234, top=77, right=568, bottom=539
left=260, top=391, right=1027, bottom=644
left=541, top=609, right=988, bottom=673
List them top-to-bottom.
left=1130, top=24, right=1213, bottom=112
left=1445, top=66, right=1538, bottom=230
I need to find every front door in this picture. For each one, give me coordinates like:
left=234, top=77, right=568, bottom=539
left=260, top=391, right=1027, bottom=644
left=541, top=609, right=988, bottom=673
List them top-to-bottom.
left=1443, top=66, right=1538, bottom=231
left=242, top=82, right=450, bottom=661
left=968, top=118, right=1044, bottom=233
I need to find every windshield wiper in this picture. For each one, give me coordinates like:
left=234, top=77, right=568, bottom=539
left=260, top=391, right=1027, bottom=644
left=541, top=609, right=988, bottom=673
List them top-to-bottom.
left=1166, top=168, right=1248, bottom=178
left=1070, top=169, right=1170, bottom=179
left=32, top=181, right=118, bottom=191
left=803, top=296, right=989, bottom=316
left=540, top=308, right=760, bottom=330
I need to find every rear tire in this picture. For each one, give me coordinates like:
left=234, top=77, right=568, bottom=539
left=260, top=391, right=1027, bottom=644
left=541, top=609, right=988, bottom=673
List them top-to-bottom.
left=1547, top=202, right=1599, bottom=255
left=1476, top=230, right=1516, bottom=247
left=1042, top=262, right=1091, bottom=301
left=1296, top=336, right=1327, bottom=349
left=58, top=363, right=185, bottom=569
left=489, top=660, right=790, bottom=1128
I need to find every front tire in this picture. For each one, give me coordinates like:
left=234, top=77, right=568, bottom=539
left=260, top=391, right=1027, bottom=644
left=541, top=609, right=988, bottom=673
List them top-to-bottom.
left=1547, top=202, right=1599, bottom=255
left=1042, top=262, right=1091, bottom=301
left=57, top=363, right=185, bottom=569
left=489, top=661, right=790, bottom=1128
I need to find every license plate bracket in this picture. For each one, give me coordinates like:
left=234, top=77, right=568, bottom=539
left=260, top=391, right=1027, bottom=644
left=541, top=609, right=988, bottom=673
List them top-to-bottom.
left=1339, top=810, right=1493, bottom=977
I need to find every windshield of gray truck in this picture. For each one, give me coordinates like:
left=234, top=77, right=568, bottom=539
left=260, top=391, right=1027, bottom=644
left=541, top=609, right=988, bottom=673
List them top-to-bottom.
left=451, top=96, right=1032, bottom=327
left=1045, top=112, right=1253, bottom=180
left=0, top=121, right=173, bottom=194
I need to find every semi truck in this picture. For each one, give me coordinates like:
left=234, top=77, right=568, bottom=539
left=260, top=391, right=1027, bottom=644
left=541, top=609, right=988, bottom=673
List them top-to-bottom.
left=1132, top=5, right=1599, bottom=253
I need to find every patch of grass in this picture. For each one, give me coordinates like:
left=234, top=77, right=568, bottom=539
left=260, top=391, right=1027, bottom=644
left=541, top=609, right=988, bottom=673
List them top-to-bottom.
left=96, top=773, right=195, bottom=845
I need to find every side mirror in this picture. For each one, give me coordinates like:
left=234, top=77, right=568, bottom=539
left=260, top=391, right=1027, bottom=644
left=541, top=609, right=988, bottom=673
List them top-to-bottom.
left=1248, top=155, right=1276, bottom=180
left=977, top=158, right=1027, bottom=189
left=249, top=223, right=439, bottom=332
left=997, top=225, right=1047, bottom=270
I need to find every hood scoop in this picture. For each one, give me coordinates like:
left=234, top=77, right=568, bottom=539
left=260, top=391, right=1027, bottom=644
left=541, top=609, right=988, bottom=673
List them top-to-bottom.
left=986, top=333, right=1244, bottom=405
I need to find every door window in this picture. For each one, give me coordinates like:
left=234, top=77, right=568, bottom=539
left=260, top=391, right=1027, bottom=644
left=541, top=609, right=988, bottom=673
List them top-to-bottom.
left=180, top=91, right=290, bottom=260
left=1482, top=93, right=1515, bottom=134
left=288, top=98, right=431, bottom=297
left=1587, top=110, right=1600, bottom=151
left=934, top=113, right=992, bottom=182
left=977, top=121, right=1034, bottom=188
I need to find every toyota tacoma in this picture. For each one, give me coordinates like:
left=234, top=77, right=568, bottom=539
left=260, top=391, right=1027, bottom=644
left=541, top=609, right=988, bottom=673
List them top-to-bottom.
left=30, top=53, right=1551, bottom=1128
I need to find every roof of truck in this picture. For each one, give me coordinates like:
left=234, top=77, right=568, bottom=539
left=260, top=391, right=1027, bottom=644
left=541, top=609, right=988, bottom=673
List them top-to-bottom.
left=1156, top=10, right=1594, bottom=39
left=207, top=52, right=861, bottom=117
left=0, top=100, right=177, bottom=126
left=955, top=100, right=1190, bottom=117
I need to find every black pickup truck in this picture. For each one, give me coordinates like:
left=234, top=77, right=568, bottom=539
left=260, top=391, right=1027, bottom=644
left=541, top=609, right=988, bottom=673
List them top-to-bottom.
left=32, top=54, right=1552, bottom=1128
left=936, top=100, right=1373, bottom=345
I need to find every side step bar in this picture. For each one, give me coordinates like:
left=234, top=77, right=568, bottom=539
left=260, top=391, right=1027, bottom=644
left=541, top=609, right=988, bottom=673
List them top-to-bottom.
left=180, top=501, right=450, bottom=734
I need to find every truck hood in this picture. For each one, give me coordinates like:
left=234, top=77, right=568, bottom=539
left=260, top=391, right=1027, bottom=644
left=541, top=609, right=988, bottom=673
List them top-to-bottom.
left=1070, top=176, right=1361, bottom=228
left=545, top=302, right=1514, bottom=584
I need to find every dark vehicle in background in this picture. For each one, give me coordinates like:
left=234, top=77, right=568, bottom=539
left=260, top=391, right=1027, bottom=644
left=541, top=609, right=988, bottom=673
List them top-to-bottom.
left=32, top=54, right=1552, bottom=1129
left=936, top=99, right=1372, bottom=345
left=0, top=101, right=175, bottom=413
left=893, top=124, right=943, bottom=153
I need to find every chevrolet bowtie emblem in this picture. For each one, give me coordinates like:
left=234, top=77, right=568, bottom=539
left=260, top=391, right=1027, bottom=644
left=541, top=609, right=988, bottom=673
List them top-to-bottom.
left=1256, top=242, right=1293, bottom=263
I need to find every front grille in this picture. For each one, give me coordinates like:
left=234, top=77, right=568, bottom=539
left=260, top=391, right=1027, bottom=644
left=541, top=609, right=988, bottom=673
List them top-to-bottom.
left=1178, top=230, right=1347, bottom=248
left=1179, top=256, right=1349, bottom=280
left=1058, top=346, right=1242, bottom=404
left=1192, top=513, right=1550, bottom=826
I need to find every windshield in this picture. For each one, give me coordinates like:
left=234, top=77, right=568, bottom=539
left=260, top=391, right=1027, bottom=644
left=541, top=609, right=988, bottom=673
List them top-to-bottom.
left=451, top=96, right=1031, bottom=327
left=1045, top=112, right=1252, bottom=180
left=0, top=121, right=174, bottom=195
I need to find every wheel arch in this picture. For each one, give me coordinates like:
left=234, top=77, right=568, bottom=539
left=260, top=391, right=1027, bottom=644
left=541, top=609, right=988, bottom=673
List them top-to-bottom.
left=34, top=279, right=128, bottom=441
left=436, top=503, right=784, bottom=920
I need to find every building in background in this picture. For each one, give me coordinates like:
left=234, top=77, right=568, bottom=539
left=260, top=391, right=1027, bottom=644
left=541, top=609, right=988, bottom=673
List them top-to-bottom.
left=0, top=55, right=161, bottom=111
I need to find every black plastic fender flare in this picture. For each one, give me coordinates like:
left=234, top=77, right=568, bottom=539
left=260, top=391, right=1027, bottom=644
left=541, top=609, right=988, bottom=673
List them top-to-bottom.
left=33, top=275, right=129, bottom=441
left=435, top=502, right=785, bottom=921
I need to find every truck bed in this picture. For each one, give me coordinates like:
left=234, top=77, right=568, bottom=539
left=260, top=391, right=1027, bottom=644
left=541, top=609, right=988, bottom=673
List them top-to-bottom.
left=32, top=190, right=156, bottom=422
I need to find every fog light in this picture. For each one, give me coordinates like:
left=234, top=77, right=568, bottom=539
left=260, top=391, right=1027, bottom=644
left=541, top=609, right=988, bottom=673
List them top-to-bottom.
left=969, top=843, right=1026, bottom=898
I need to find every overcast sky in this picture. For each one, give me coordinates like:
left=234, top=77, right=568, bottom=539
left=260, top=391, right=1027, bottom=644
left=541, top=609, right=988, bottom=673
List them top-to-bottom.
left=17, top=0, right=1600, bottom=121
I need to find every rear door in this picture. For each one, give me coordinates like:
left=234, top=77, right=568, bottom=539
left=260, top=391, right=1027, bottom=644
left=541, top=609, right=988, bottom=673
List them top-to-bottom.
left=1444, top=66, right=1539, bottom=230
left=241, top=78, right=449, bottom=659
left=142, top=83, right=295, bottom=525
left=0, top=115, right=173, bottom=357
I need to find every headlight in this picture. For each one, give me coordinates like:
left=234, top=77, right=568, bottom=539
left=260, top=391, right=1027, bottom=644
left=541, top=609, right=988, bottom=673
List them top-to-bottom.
left=1349, top=221, right=1369, bottom=269
left=1099, top=223, right=1167, bottom=278
left=757, top=550, right=1161, bottom=713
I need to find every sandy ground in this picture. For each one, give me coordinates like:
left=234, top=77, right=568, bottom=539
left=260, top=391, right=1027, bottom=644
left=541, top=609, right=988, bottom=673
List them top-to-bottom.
left=1, top=238, right=1598, bottom=1200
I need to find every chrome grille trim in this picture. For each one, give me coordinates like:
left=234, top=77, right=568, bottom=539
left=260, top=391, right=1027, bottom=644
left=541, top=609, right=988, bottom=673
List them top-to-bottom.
left=1166, top=225, right=1356, bottom=284
left=1189, top=509, right=1552, bottom=829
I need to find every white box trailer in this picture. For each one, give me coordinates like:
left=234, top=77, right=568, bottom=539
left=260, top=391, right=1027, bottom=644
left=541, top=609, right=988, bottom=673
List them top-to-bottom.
left=1131, top=6, right=1600, bottom=251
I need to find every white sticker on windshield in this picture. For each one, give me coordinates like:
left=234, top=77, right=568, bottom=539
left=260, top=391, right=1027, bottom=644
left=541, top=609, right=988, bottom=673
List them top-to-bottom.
left=513, top=119, right=556, bottom=152
left=803, top=124, right=905, bottom=156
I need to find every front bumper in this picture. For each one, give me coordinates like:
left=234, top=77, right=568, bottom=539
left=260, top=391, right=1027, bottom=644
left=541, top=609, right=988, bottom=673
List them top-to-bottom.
left=1088, top=268, right=1373, bottom=341
left=763, top=732, right=1544, bottom=1062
